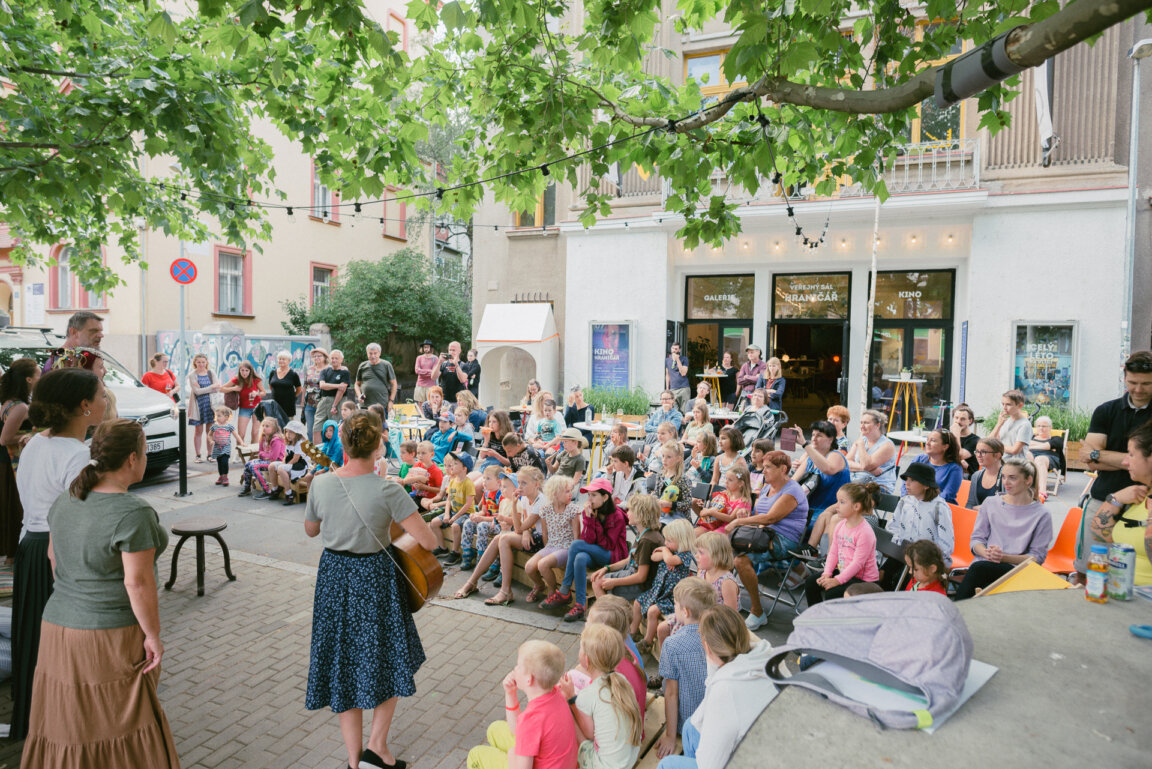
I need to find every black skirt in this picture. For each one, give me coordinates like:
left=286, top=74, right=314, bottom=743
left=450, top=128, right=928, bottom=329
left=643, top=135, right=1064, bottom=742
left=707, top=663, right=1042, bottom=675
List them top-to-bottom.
left=12, top=531, right=52, bottom=740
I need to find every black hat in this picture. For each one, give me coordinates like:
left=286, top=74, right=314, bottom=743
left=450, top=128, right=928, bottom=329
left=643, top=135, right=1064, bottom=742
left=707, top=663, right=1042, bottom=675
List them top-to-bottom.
left=421, top=339, right=434, bottom=348
left=900, top=462, right=939, bottom=489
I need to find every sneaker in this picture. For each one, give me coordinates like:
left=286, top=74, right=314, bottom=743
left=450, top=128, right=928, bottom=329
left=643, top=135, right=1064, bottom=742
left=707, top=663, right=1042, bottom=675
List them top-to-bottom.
left=214, top=476, right=224, bottom=486
left=221, top=477, right=230, bottom=486
left=237, top=485, right=252, bottom=497
left=253, top=491, right=273, bottom=500
left=281, top=493, right=295, bottom=505
left=432, top=547, right=449, bottom=557
left=444, top=552, right=462, bottom=565
left=460, top=558, right=476, bottom=572
left=480, top=563, right=500, bottom=582
left=493, top=573, right=503, bottom=588
left=540, top=589, right=571, bottom=610
left=562, top=603, right=585, bottom=622
left=745, top=611, right=767, bottom=631
left=359, top=748, right=406, bottom=769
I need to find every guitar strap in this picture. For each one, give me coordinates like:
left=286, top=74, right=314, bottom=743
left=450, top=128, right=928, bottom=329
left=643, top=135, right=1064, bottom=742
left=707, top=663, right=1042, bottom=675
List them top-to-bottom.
left=334, top=474, right=425, bottom=600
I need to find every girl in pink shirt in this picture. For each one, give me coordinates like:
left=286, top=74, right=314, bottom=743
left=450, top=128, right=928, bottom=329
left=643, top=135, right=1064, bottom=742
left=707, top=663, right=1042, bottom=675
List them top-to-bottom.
left=805, top=482, right=880, bottom=605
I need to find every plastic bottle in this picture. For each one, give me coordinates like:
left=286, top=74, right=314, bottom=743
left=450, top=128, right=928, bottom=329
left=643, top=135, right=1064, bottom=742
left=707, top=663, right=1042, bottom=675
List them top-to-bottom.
left=1085, top=544, right=1110, bottom=603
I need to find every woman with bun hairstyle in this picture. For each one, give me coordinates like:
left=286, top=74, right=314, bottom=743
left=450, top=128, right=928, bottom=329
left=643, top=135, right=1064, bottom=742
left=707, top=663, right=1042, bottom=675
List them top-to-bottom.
left=11, top=368, right=106, bottom=740
left=304, top=411, right=439, bottom=769
left=21, top=419, right=178, bottom=768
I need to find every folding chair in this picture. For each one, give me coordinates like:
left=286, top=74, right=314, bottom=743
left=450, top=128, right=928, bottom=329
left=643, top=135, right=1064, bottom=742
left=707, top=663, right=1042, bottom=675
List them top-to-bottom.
left=1045, top=429, right=1067, bottom=496
left=874, top=493, right=900, bottom=525
left=947, top=503, right=978, bottom=579
left=1042, top=506, right=1082, bottom=575
left=872, top=523, right=909, bottom=591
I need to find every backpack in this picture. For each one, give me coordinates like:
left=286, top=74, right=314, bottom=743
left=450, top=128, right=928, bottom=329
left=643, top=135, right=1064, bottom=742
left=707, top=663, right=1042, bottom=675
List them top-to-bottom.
left=765, top=592, right=973, bottom=730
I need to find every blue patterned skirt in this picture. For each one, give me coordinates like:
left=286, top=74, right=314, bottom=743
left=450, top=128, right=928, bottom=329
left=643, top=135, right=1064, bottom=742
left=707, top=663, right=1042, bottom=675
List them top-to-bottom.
left=305, top=548, right=426, bottom=713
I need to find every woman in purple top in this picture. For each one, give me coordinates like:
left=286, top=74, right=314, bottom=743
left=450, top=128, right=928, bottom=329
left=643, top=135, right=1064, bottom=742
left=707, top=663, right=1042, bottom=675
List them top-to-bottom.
left=904, top=428, right=965, bottom=504
left=730, top=450, right=809, bottom=631
left=955, top=457, right=1053, bottom=599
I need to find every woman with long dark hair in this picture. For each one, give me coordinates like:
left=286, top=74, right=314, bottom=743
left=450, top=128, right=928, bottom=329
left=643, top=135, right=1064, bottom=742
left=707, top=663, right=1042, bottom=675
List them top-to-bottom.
left=0, top=359, right=39, bottom=560
left=11, top=368, right=106, bottom=739
left=304, top=411, right=439, bottom=769
left=21, top=419, right=178, bottom=768
left=903, top=428, right=965, bottom=504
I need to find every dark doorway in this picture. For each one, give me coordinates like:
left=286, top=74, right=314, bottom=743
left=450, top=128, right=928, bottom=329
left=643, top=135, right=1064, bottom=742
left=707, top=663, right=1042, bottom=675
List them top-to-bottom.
left=772, top=323, right=846, bottom=427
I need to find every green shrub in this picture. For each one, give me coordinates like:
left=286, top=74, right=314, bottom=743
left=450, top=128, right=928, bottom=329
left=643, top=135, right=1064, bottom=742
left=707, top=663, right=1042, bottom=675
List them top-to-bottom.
left=583, top=386, right=653, bottom=417
left=1035, top=405, right=1092, bottom=442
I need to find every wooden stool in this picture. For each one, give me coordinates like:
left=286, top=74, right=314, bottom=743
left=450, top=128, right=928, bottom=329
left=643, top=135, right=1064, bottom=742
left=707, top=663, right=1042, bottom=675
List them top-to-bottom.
left=164, top=516, right=237, bottom=596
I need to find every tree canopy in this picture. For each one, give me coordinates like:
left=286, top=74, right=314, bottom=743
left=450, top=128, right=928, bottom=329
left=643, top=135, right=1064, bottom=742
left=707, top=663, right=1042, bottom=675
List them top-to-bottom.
left=2, top=0, right=1149, bottom=289
left=280, top=247, right=471, bottom=365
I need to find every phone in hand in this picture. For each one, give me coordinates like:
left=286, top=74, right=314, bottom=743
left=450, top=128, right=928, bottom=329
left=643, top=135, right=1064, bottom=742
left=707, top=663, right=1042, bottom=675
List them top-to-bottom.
left=780, top=430, right=797, bottom=452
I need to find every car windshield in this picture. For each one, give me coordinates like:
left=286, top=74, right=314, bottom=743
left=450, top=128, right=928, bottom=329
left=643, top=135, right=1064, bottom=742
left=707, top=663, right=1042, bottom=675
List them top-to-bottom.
left=0, top=346, right=144, bottom=388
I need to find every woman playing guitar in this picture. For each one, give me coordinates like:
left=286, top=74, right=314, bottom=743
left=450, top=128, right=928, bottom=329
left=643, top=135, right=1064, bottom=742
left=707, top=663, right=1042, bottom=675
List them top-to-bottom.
left=303, top=411, right=441, bottom=769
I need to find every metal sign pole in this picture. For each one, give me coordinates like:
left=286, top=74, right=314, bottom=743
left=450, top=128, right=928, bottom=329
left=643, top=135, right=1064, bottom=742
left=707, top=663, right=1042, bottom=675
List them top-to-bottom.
left=176, top=246, right=190, bottom=497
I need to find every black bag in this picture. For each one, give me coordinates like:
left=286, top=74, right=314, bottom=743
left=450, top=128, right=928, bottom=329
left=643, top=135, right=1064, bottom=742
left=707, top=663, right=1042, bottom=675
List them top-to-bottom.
left=729, top=524, right=776, bottom=554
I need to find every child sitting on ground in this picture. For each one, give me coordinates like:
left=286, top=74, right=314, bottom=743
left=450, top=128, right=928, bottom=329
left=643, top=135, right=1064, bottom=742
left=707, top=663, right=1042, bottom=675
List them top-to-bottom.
left=209, top=405, right=236, bottom=486
left=238, top=417, right=284, bottom=497
left=546, top=428, right=589, bottom=485
left=413, top=441, right=446, bottom=510
left=429, top=450, right=476, bottom=565
left=459, top=464, right=504, bottom=571
left=694, top=465, right=753, bottom=536
left=522, top=475, right=582, bottom=603
left=804, top=482, right=881, bottom=605
left=591, top=494, right=665, bottom=605
left=632, top=519, right=697, bottom=655
left=904, top=539, right=949, bottom=595
left=654, top=578, right=716, bottom=759
left=586, top=596, right=647, bottom=693
left=557, top=624, right=644, bottom=769
left=467, top=640, right=578, bottom=769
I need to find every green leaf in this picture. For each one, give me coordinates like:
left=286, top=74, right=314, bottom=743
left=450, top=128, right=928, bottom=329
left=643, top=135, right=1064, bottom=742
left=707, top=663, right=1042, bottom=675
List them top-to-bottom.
left=146, top=10, right=176, bottom=45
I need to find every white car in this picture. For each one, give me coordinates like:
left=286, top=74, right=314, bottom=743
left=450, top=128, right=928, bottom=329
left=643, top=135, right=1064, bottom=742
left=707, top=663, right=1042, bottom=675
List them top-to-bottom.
left=0, top=327, right=181, bottom=475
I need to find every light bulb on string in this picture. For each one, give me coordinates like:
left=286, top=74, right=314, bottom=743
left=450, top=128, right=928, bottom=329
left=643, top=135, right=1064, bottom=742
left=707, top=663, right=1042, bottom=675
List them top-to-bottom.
left=287, top=207, right=295, bottom=223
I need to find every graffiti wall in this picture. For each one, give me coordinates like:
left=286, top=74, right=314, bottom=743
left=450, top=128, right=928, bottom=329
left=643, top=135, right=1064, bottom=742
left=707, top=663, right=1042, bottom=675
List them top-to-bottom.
left=156, top=331, right=319, bottom=384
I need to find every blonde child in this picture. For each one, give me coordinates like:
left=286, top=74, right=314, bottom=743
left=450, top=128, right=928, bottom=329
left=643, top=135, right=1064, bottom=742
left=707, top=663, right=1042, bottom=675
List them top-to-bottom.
left=530, top=398, right=564, bottom=450
left=208, top=405, right=236, bottom=485
left=238, top=417, right=285, bottom=496
left=258, top=419, right=310, bottom=502
left=642, top=422, right=678, bottom=474
left=709, top=426, right=747, bottom=487
left=684, top=432, right=718, bottom=488
left=653, top=440, right=689, bottom=523
left=413, top=441, right=446, bottom=510
left=429, top=450, right=476, bottom=566
left=460, top=464, right=503, bottom=570
left=694, top=465, right=753, bottom=535
left=456, top=467, right=547, bottom=604
left=523, top=475, right=582, bottom=603
left=804, top=482, right=880, bottom=605
left=591, top=495, right=664, bottom=604
left=632, top=518, right=697, bottom=654
left=655, top=531, right=739, bottom=647
left=904, top=539, right=949, bottom=595
left=654, top=578, right=715, bottom=758
left=586, top=596, right=647, bottom=688
left=557, top=624, right=643, bottom=769
left=467, top=640, right=578, bottom=769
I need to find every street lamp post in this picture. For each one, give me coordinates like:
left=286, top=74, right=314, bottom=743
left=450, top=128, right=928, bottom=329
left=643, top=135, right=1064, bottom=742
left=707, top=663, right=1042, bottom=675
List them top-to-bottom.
left=1121, top=37, right=1152, bottom=373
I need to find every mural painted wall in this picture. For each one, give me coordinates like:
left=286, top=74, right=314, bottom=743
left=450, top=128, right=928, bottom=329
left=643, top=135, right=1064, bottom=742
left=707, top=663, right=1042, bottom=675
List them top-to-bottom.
left=156, top=331, right=319, bottom=384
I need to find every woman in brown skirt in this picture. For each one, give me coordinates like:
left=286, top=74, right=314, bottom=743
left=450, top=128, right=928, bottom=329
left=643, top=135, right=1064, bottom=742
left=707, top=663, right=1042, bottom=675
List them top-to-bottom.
left=21, top=419, right=178, bottom=768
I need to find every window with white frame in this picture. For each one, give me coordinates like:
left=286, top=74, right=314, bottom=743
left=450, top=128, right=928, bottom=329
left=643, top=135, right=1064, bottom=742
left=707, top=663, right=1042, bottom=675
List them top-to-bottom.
left=51, top=246, right=105, bottom=310
left=218, top=251, right=244, bottom=314
left=55, top=256, right=73, bottom=309
left=312, top=266, right=333, bottom=304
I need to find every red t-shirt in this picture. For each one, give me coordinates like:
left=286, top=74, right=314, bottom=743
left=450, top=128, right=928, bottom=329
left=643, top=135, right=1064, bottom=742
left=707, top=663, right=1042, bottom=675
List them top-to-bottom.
left=142, top=370, right=176, bottom=398
left=230, top=378, right=263, bottom=409
left=413, top=461, right=443, bottom=499
left=906, top=580, right=947, bottom=595
left=616, top=657, right=647, bottom=725
left=515, top=688, right=578, bottom=769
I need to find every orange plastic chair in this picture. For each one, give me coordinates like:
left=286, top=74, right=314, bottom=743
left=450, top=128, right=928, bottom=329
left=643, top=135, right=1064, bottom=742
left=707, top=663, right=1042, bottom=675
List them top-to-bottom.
left=956, top=479, right=971, bottom=508
left=948, top=503, right=978, bottom=575
left=1042, top=507, right=1083, bottom=575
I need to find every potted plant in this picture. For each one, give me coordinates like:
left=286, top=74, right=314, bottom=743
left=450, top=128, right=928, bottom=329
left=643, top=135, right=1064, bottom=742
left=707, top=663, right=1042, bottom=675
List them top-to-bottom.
left=899, top=367, right=913, bottom=381
left=582, top=385, right=652, bottom=424
left=912, top=420, right=926, bottom=437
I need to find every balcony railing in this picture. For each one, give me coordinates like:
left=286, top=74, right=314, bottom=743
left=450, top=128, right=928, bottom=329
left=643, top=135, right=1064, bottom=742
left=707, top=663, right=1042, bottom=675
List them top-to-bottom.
left=574, top=139, right=981, bottom=207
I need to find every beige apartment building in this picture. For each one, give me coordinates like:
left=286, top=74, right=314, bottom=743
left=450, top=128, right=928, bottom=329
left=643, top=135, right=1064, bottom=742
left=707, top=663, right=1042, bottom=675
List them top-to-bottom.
left=0, top=0, right=470, bottom=377
left=473, top=10, right=1152, bottom=426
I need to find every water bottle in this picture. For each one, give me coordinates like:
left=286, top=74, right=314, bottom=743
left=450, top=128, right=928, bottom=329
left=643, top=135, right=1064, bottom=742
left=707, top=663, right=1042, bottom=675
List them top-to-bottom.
left=1085, top=544, right=1109, bottom=603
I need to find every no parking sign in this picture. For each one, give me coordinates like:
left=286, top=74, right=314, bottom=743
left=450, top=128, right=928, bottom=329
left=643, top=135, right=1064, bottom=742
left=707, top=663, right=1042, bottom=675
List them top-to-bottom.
left=170, top=258, right=197, bottom=284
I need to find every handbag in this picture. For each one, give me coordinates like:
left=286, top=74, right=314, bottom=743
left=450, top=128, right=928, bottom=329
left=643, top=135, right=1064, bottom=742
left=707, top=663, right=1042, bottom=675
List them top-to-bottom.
left=223, top=390, right=240, bottom=410
left=729, top=524, right=776, bottom=554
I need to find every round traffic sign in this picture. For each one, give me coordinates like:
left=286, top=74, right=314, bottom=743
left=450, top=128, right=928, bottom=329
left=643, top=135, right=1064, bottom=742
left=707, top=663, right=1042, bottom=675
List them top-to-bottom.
left=170, top=258, right=197, bottom=284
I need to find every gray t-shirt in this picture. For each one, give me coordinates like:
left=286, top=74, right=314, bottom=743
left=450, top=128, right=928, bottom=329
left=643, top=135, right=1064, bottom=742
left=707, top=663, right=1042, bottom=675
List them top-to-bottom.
left=356, top=360, right=397, bottom=407
left=999, top=416, right=1034, bottom=458
left=555, top=451, right=588, bottom=479
left=305, top=472, right=417, bottom=553
left=43, top=492, right=168, bottom=630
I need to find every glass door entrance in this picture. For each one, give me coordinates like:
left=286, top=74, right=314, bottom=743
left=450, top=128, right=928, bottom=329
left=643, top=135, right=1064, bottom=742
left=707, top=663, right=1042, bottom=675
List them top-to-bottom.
left=870, top=326, right=950, bottom=428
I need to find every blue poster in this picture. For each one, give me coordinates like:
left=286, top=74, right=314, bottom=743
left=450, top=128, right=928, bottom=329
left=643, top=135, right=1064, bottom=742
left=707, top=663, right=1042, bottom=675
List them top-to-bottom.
left=591, top=323, right=631, bottom=389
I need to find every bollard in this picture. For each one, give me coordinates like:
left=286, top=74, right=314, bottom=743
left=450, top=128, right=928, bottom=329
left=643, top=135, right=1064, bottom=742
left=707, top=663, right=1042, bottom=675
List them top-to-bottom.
left=175, top=403, right=192, bottom=498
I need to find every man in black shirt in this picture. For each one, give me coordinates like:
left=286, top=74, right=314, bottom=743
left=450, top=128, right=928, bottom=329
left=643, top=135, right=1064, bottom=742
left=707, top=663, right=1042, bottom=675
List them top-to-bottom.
left=438, top=340, right=469, bottom=404
left=1078, top=350, right=1152, bottom=575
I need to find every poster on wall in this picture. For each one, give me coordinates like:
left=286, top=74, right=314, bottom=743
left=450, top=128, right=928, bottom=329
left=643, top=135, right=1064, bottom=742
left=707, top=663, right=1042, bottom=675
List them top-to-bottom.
left=25, top=283, right=45, bottom=325
left=590, top=322, right=632, bottom=390
left=1013, top=323, right=1075, bottom=407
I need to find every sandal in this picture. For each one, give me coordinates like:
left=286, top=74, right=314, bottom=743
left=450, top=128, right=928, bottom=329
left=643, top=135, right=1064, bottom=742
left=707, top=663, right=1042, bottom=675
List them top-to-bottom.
left=194, top=455, right=205, bottom=463
left=454, top=582, right=479, bottom=600
left=526, top=586, right=546, bottom=603
left=485, top=591, right=514, bottom=606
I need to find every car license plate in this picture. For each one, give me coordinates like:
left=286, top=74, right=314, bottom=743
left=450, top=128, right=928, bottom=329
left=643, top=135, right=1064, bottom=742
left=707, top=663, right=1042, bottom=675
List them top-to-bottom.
left=147, top=441, right=164, bottom=453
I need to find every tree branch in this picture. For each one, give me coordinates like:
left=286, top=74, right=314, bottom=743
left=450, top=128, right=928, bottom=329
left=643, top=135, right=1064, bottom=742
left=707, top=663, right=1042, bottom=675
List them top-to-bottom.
left=16, top=65, right=132, bottom=79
